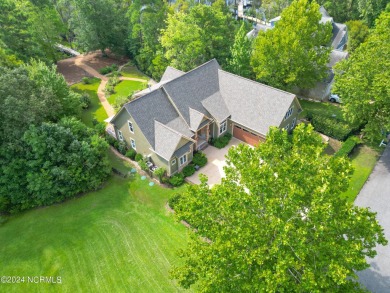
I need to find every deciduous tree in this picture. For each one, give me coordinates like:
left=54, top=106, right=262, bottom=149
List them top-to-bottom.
left=251, top=0, right=332, bottom=90
left=333, top=11, right=390, bottom=141
left=345, top=20, right=369, bottom=52
left=172, top=124, right=387, bottom=292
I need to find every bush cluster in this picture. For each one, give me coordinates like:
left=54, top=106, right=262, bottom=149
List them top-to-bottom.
left=99, top=64, right=119, bottom=75
left=80, top=93, right=91, bottom=109
left=307, top=113, right=359, bottom=141
left=211, top=132, right=232, bottom=149
left=334, top=136, right=362, bottom=157
left=125, top=148, right=137, bottom=160
left=192, top=152, right=207, bottom=167
left=135, top=153, right=143, bottom=162
left=182, top=164, right=195, bottom=177
left=169, top=173, right=184, bottom=187
left=168, top=194, right=181, bottom=209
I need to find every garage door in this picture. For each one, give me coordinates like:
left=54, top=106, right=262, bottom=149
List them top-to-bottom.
left=233, top=125, right=263, bottom=146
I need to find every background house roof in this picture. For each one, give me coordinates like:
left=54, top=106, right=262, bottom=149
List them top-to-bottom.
left=160, top=66, right=185, bottom=82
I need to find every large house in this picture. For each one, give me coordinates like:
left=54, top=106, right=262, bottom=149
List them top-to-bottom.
left=110, top=60, right=301, bottom=176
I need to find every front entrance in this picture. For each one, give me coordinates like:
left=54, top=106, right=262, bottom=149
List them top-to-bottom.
left=195, top=124, right=210, bottom=150
left=233, top=125, right=263, bottom=146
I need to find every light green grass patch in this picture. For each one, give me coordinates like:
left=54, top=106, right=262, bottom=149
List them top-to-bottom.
left=120, top=65, right=149, bottom=80
left=72, top=78, right=108, bottom=127
left=108, top=80, right=146, bottom=106
left=299, top=99, right=344, bottom=121
left=342, top=145, right=379, bottom=202
left=0, top=149, right=189, bottom=292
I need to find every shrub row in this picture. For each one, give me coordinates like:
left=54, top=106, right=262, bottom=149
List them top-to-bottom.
left=99, top=64, right=119, bottom=75
left=307, top=113, right=359, bottom=141
left=210, top=132, right=232, bottom=149
left=334, top=136, right=362, bottom=157
left=192, top=152, right=207, bottom=167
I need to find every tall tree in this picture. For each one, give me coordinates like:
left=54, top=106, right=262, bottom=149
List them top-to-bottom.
left=71, top=0, right=129, bottom=54
left=251, top=0, right=332, bottom=90
left=261, top=0, right=292, bottom=20
left=318, top=0, right=360, bottom=23
left=357, top=0, right=389, bottom=27
left=160, top=1, right=237, bottom=71
left=333, top=11, right=390, bottom=140
left=346, top=20, right=370, bottom=52
left=226, top=22, right=254, bottom=79
left=172, top=124, right=387, bottom=292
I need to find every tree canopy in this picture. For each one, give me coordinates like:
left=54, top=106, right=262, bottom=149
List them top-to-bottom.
left=251, top=0, right=332, bottom=90
left=161, top=1, right=236, bottom=71
left=333, top=10, right=390, bottom=141
left=172, top=124, right=387, bottom=291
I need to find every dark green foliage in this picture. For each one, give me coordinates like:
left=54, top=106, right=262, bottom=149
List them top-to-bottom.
left=346, top=20, right=370, bottom=52
left=100, top=64, right=119, bottom=75
left=82, top=77, right=91, bottom=84
left=80, top=93, right=92, bottom=109
left=307, top=113, right=359, bottom=141
left=0, top=118, right=110, bottom=214
left=94, top=122, right=106, bottom=137
left=211, top=133, right=232, bottom=149
left=105, top=134, right=117, bottom=146
left=334, top=136, right=362, bottom=157
left=117, top=141, right=128, bottom=155
left=126, top=148, right=137, bottom=160
left=192, top=152, right=208, bottom=167
left=135, top=153, right=143, bottom=162
left=138, top=160, right=148, bottom=171
left=182, top=164, right=195, bottom=177
left=154, top=167, right=166, bottom=182
left=169, top=173, right=185, bottom=187
left=168, top=193, right=181, bottom=209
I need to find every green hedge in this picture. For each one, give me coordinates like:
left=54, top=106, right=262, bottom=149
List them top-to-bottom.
left=307, top=113, right=358, bottom=141
left=211, top=132, right=232, bottom=149
left=334, top=136, right=361, bottom=157
left=125, top=148, right=137, bottom=160
left=192, top=152, right=207, bottom=167
left=182, top=164, right=195, bottom=177
left=169, top=173, right=184, bottom=187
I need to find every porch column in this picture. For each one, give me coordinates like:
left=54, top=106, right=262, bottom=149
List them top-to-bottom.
left=206, top=124, right=210, bottom=142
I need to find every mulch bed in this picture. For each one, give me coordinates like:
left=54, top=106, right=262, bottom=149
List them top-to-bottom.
left=82, top=50, right=128, bottom=72
left=56, top=57, right=92, bottom=85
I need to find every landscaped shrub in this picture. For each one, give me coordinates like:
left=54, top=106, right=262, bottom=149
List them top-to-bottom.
left=100, top=64, right=119, bottom=75
left=82, top=77, right=91, bottom=84
left=104, top=84, right=115, bottom=95
left=80, top=93, right=91, bottom=109
left=307, top=113, right=359, bottom=141
left=94, top=122, right=106, bottom=136
left=212, top=133, right=232, bottom=149
left=105, top=134, right=117, bottom=146
left=334, top=136, right=362, bottom=157
left=117, top=141, right=128, bottom=155
left=125, top=148, right=137, bottom=160
left=192, top=152, right=208, bottom=167
left=135, top=153, right=143, bottom=162
left=138, top=159, right=148, bottom=171
left=182, top=164, right=195, bottom=177
left=154, top=167, right=166, bottom=182
left=169, top=173, right=184, bottom=187
left=168, top=194, right=181, bottom=209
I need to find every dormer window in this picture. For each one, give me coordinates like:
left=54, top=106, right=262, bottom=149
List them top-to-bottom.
left=284, top=107, right=293, bottom=120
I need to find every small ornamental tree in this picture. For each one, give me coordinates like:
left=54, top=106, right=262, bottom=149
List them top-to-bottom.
left=172, top=124, right=387, bottom=292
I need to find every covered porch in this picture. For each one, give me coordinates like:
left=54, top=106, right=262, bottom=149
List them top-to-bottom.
left=194, top=121, right=213, bottom=151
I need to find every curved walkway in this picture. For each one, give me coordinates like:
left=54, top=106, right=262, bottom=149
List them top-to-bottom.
left=73, top=55, right=150, bottom=119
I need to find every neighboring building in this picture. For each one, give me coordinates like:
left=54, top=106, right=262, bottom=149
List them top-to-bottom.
left=247, top=6, right=348, bottom=51
left=110, top=60, right=301, bottom=176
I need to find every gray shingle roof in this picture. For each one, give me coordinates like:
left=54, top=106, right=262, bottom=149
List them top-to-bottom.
left=328, top=50, right=348, bottom=68
left=162, top=59, right=220, bottom=125
left=161, top=66, right=185, bottom=82
left=218, top=70, right=296, bottom=135
left=124, top=88, right=179, bottom=148
left=202, top=91, right=230, bottom=123
left=189, top=108, right=205, bottom=131
left=165, top=117, right=193, bottom=138
left=154, top=121, right=183, bottom=160
left=173, top=141, right=193, bottom=158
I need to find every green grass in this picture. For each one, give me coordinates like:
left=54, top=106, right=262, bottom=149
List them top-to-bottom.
left=120, top=64, right=149, bottom=80
left=72, top=78, right=108, bottom=127
left=108, top=80, right=147, bottom=106
left=299, top=99, right=345, bottom=121
left=341, top=145, right=380, bottom=202
left=0, top=149, right=189, bottom=292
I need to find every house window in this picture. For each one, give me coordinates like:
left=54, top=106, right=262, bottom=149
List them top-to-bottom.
left=284, top=107, right=294, bottom=120
left=291, top=118, right=297, bottom=129
left=219, top=120, right=227, bottom=134
left=128, top=121, right=134, bottom=133
left=284, top=124, right=290, bottom=131
left=118, top=130, right=123, bottom=141
left=130, top=138, right=136, bottom=150
left=179, top=154, right=187, bottom=166
left=171, top=159, right=176, bottom=166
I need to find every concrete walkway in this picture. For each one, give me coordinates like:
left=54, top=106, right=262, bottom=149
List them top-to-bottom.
left=186, top=138, right=244, bottom=187
left=355, top=146, right=390, bottom=292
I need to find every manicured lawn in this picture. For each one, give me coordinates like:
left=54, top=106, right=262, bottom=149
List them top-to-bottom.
left=120, top=64, right=149, bottom=80
left=72, top=78, right=108, bottom=127
left=108, top=80, right=146, bottom=106
left=299, top=99, right=344, bottom=121
left=341, top=145, right=380, bottom=202
left=0, top=149, right=189, bottom=292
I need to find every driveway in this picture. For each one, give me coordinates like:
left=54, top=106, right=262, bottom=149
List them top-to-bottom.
left=186, top=137, right=244, bottom=186
left=355, top=145, right=390, bottom=292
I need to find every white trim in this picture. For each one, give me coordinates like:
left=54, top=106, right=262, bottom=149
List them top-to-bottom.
left=284, top=107, right=294, bottom=120
left=219, top=120, right=227, bottom=135
left=128, top=121, right=134, bottom=133
left=118, top=130, right=123, bottom=141
left=130, top=138, right=136, bottom=150
left=179, top=154, right=187, bottom=166
left=171, top=158, right=176, bottom=166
